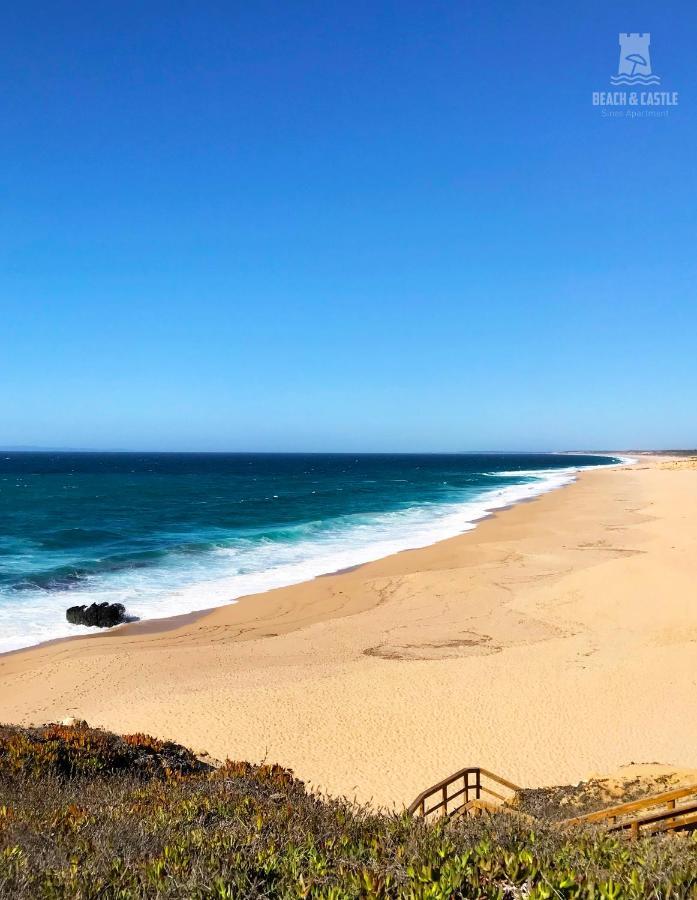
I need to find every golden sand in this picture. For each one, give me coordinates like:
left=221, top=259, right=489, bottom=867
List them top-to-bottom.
left=1, top=456, right=696, bottom=809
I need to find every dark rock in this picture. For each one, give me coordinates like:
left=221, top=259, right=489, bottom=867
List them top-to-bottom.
left=66, top=602, right=128, bottom=628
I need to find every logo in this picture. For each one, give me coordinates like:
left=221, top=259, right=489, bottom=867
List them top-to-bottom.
left=592, top=32, right=678, bottom=117
left=611, top=33, right=660, bottom=86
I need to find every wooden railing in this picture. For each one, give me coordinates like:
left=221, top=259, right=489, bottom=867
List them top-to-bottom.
left=409, top=766, right=697, bottom=839
left=408, top=767, right=520, bottom=819
left=410, top=767, right=697, bottom=838
left=562, top=783, right=697, bottom=839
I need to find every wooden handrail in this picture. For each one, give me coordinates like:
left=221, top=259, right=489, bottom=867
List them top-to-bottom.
left=408, top=766, right=520, bottom=818
left=563, top=784, right=697, bottom=827
left=612, top=799, right=697, bottom=832
left=639, top=808, right=697, bottom=836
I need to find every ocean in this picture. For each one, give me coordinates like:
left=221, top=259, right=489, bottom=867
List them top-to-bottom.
left=0, top=451, right=622, bottom=653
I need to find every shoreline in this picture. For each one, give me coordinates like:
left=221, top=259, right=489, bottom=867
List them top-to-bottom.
left=2, top=454, right=696, bottom=809
left=1, top=455, right=624, bottom=658
left=1, top=479, right=573, bottom=660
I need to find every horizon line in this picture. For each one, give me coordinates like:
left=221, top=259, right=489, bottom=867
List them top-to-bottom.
left=0, top=446, right=679, bottom=456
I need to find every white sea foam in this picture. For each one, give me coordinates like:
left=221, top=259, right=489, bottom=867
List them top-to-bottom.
left=0, top=458, right=631, bottom=653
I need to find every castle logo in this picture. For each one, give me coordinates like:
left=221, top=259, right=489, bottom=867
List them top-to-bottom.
left=611, top=33, right=660, bottom=86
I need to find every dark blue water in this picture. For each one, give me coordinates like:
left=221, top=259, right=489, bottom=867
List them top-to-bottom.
left=0, top=452, right=621, bottom=651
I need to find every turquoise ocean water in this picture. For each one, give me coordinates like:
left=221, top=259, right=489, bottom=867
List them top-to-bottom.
left=0, top=452, right=623, bottom=653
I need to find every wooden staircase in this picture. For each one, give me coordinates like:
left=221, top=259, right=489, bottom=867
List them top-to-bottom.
left=408, top=766, right=520, bottom=819
left=409, top=766, right=697, bottom=838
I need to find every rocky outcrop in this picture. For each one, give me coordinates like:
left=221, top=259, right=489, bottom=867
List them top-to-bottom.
left=66, top=602, right=128, bottom=628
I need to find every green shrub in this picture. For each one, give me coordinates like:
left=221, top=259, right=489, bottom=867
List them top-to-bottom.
left=0, top=723, right=204, bottom=779
left=0, top=724, right=695, bottom=898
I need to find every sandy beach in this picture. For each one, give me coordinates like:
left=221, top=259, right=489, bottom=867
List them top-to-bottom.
left=1, top=455, right=696, bottom=810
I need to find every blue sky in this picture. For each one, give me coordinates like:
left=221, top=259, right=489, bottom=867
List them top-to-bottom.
left=1, top=1, right=695, bottom=452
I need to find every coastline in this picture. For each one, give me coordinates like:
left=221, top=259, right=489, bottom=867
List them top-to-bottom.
left=0, top=454, right=622, bottom=656
left=1, top=454, right=696, bottom=809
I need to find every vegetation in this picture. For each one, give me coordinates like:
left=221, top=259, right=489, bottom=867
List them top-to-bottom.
left=0, top=724, right=696, bottom=898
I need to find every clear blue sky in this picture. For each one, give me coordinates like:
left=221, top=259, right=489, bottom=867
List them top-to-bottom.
left=1, top=1, right=695, bottom=452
